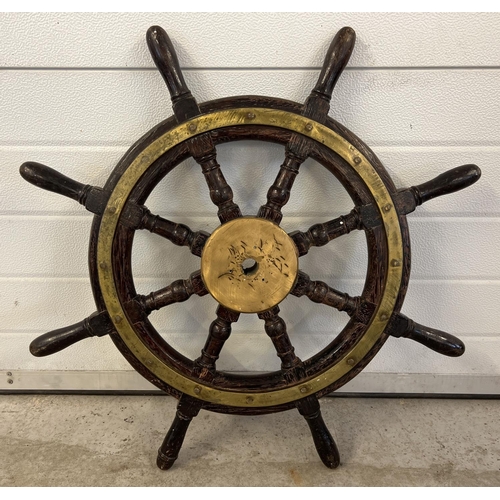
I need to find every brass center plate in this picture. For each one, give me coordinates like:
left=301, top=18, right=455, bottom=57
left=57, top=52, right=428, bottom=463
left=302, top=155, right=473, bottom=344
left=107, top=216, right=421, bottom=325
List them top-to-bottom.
left=201, top=217, right=298, bottom=313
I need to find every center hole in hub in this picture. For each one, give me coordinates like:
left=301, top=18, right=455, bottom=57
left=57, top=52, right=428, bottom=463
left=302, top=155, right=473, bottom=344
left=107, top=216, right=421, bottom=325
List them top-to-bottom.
left=241, top=258, right=258, bottom=275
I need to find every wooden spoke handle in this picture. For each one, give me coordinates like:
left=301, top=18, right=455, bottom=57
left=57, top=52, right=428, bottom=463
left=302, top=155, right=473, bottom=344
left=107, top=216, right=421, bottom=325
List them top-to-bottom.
left=146, top=26, right=198, bottom=121
left=146, top=26, right=190, bottom=100
left=312, top=27, right=356, bottom=101
left=20, top=162, right=105, bottom=214
left=20, top=162, right=90, bottom=202
left=412, top=164, right=481, bottom=205
left=30, top=311, right=113, bottom=357
left=389, top=313, right=465, bottom=357
left=157, top=396, right=201, bottom=470
left=296, top=396, right=340, bottom=469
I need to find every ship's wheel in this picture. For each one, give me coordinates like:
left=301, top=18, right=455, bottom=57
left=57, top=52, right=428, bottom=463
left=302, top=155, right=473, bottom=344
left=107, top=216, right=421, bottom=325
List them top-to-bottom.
left=20, top=26, right=481, bottom=470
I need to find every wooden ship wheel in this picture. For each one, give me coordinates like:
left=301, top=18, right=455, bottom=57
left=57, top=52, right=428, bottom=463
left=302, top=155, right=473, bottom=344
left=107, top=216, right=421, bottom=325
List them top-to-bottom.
left=20, top=26, right=481, bottom=470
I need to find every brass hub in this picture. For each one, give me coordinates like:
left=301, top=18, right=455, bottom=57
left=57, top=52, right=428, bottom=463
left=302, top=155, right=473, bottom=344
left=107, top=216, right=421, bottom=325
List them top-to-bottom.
left=201, top=217, right=299, bottom=313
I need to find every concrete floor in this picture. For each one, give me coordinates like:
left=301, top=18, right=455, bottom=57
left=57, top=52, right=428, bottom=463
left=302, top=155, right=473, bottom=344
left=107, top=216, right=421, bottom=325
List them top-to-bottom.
left=0, top=394, right=499, bottom=486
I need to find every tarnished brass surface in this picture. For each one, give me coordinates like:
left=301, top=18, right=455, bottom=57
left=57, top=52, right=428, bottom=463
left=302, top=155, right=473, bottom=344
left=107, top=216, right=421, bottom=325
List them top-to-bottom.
left=97, top=107, right=403, bottom=407
left=201, top=217, right=298, bottom=313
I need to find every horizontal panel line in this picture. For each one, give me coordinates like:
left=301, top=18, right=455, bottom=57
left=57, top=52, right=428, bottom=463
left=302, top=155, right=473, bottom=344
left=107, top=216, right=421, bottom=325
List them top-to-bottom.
left=2, top=66, right=500, bottom=72
left=0, top=141, right=133, bottom=148
left=4, top=141, right=500, bottom=149
left=0, top=145, right=129, bottom=152
left=3, top=145, right=500, bottom=153
left=372, top=145, right=500, bottom=152
left=3, top=209, right=499, bottom=218
left=0, top=212, right=220, bottom=220
left=3, top=213, right=499, bottom=219
left=0, top=214, right=93, bottom=220
left=1, top=214, right=499, bottom=222
left=287, top=216, right=500, bottom=222
left=0, top=276, right=494, bottom=286
left=1, top=276, right=499, bottom=285
left=1, top=331, right=498, bottom=341
left=2, top=371, right=499, bottom=394
left=4, top=372, right=500, bottom=394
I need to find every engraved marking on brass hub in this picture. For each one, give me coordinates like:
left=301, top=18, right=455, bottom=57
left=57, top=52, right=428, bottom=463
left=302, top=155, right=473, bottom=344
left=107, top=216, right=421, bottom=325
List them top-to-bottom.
left=201, top=217, right=299, bottom=313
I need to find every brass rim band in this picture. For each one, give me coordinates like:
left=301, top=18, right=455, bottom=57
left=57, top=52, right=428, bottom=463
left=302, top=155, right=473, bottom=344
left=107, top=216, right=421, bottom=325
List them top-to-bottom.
left=96, top=108, right=403, bottom=407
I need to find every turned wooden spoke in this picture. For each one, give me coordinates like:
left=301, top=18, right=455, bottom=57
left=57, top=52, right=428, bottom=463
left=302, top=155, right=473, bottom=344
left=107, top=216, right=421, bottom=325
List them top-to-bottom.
left=146, top=26, right=198, bottom=122
left=147, top=26, right=241, bottom=223
left=257, top=28, right=356, bottom=224
left=190, top=135, right=242, bottom=223
left=256, top=144, right=308, bottom=223
left=20, top=162, right=107, bottom=215
left=290, top=164, right=482, bottom=255
left=396, top=164, right=481, bottom=215
left=121, top=204, right=209, bottom=257
left=289, top=209, right=363, bottom=256
left=137, top=210, right=209, bottom=257
left=136, top=270, right=208, bottom=315
left=29, top=271, right=208, bottom=358
left=291, top=271, right=360, bottom=316
left=293, top=271, right=465, bottom=357
left=193, top=306, right=240, bottom=381
left=258, top=307, right=303, bottom=378
left=29, top=310, right=114, bottom=357
left=387, top=313, right=465, bottom=357
left=157, top=395, right=202, bottom=470
left=295, top=396, right=340, bottom=469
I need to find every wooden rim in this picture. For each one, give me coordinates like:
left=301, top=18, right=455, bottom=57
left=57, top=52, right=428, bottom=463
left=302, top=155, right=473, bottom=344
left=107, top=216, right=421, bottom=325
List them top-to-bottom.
left=94, top=107, right=404, bottom=408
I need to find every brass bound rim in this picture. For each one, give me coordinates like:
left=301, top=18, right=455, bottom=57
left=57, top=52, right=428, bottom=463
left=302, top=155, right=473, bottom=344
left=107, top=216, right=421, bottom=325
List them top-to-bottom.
left=96, top=107, right=404, bottom=408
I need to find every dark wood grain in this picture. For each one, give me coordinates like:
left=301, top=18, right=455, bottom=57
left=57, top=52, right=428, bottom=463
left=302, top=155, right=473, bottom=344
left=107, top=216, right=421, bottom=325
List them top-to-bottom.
left=147, top=25, right=241, bottom=223
left=146, top=26, right=198, bottom=121
left=257, top=28, right=356, bottom=224
left=20, top=161, right=107, bottom=215
left=397, top=164, right=482, bottom=215
left=122, top=205, right=209, bottom=257
left=289, top=209, right=362, bottom=255
left=136, top=270, right=208, bottom=314
left=291, top=271, right=360, bottom=315
left=293, top=274, right=466, bottom=358
left=194, top=306, right=240, bottom=381
left=259, top=306, right=302, bottom=371
left=29, top=311, right=114, bottom=357
left=387, top=313, right=465, bottom=357
left=157, top=395, right=202, bottom=470
left=296, top=396, right=340, bottom=469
